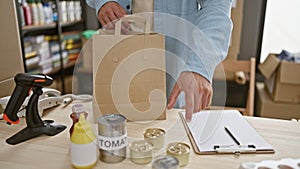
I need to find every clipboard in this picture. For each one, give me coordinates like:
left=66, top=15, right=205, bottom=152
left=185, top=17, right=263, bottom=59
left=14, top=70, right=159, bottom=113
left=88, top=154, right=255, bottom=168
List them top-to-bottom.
left=179, top=110, right=275, bottom=155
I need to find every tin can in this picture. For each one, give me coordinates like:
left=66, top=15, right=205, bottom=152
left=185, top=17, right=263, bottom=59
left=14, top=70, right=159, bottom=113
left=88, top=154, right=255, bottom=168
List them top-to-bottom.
left=98, top=114, right=127, bottom=163
left=143, top=128, right=165, bottom=149
left=130, top=140, right=153, bottom=164
left=166, top=142, right=190, bottom=167
left=152, top=155, right=179, bottom=169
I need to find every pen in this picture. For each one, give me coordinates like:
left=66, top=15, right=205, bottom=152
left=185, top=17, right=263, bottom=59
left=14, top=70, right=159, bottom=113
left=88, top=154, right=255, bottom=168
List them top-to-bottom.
left=224, top=126, right=240, bottom=145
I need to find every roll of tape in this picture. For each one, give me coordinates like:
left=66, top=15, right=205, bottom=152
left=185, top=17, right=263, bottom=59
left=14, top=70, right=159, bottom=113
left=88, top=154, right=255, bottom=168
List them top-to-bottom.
left=234, top=71, right=246, bottom=85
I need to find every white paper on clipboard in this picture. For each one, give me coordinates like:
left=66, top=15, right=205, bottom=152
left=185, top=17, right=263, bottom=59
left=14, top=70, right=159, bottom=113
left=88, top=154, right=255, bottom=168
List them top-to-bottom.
left=179, top=110, right=274, bottom=154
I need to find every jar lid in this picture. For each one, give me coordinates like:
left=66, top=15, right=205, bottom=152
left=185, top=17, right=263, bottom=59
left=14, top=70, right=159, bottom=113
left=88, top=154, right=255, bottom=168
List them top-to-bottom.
left=72, top=104, right=85, bottom=113
left=143, top=128, right=165, bottom=138
left=130, top=140, right=153, bottom=152
left=167, top=142, right=190, bottom=155
left=152, top=155, right=179, bottom=169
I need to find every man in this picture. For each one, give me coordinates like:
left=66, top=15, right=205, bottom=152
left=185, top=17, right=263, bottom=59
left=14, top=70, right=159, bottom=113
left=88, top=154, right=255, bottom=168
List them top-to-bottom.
left=86, top=0, right=233, bottom=122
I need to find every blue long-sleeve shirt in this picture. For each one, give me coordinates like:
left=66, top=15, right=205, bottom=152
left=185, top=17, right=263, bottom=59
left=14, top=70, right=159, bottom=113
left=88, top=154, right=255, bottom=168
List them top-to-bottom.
left=86, top=0, right=232, bottom=107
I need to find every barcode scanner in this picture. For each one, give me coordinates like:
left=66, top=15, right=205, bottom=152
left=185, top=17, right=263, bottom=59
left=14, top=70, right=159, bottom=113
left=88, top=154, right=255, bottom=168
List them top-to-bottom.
left=3, top=73, right=66, bottom=145
left=3, top=73, right=53, bottom=124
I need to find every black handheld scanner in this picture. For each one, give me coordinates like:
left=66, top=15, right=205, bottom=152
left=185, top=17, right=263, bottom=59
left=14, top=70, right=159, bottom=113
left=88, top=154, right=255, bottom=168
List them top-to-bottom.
left=3, top=73, right=53, bottom=125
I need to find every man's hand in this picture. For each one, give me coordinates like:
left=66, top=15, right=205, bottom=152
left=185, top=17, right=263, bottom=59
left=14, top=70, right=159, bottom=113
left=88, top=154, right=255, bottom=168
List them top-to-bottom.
left=97, top=2, right=127, bottom=29
left=167, top=72, right=212, bottom=122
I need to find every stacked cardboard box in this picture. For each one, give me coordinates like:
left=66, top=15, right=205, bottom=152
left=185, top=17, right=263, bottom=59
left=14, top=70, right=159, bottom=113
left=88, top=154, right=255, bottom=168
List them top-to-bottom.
left=256, top=54, right=300, bottom=119
left=256, top=83, right=300, bottom=120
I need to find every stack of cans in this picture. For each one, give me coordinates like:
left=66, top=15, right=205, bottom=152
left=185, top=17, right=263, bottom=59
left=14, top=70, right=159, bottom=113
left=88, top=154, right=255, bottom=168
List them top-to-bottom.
left=97, top=114, right=190, bottom=167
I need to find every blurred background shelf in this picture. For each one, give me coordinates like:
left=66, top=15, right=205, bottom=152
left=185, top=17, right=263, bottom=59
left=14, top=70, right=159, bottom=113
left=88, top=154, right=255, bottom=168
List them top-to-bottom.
left=16, top=0, right=87, bottom=94
left=22, top=20, right=83, bottom=33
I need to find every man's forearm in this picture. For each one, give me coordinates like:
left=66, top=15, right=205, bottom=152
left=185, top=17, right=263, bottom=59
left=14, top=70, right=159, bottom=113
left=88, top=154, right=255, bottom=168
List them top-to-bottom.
left=185, top=0, right=233, bottom=82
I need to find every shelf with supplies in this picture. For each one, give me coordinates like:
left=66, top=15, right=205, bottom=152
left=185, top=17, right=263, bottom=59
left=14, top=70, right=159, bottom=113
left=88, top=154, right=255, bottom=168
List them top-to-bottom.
left=16, top=0, right=86, bottom=94
left=22, top=20, right=84, bottom=34
left=22, top=22, right=56, bottom=32
left=23, top=31, right=84, bottom=91
left=51, top=60, right=77, bottom=74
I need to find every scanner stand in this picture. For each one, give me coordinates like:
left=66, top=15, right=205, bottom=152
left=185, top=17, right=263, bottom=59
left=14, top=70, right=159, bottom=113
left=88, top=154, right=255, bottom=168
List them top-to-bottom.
left=6, top=87, right=66, bottom=145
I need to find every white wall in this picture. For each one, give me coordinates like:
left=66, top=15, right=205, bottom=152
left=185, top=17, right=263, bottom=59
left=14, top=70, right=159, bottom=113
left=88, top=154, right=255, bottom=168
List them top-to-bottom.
left=260, top=0, right=300, bottom=62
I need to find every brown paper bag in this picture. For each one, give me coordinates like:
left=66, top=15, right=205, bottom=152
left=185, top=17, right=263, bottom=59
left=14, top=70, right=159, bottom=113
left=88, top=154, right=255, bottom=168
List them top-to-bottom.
left=92, top=15, right=166, bottom=122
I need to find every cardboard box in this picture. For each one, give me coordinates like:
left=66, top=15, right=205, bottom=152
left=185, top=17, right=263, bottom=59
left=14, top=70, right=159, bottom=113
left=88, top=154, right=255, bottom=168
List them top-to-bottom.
left=0, top=0, right=24, bottom=97
left=226, top=0, right=244, bottom=60
left=258, top=54, right=300, bottom=103
left=255, top=83, right=300, bottom=120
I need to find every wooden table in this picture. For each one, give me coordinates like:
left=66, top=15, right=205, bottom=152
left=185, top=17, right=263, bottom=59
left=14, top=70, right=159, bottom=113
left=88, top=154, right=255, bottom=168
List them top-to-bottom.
left=1, top=102, right=299, bottom=169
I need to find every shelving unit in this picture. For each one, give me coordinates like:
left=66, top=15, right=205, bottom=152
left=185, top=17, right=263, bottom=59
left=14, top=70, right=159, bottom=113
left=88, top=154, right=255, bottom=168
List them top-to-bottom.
left=16, top=0, right=86, bottom=94
left=22, top=20, right=83, bottom=33
left=22, top=23, right=57, bottom=32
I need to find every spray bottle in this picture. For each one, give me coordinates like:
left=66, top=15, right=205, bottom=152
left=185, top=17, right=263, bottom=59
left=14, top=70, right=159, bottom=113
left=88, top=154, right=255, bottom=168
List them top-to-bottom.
left=18, top=0, right=25, bottom=26
left=22, top=0, right=32, bottom=25
left=28, top=0, right=38, bottom=25
left=36, top=0, right=44, bottom=25
left=70, top=113, right=97, bottom=169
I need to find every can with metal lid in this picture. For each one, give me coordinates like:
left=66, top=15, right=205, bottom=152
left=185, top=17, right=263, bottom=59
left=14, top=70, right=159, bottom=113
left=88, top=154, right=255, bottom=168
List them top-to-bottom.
left=98, top=114, right=127, bottom=163
left=143, top=128, right=165, bottom=149
left=130, top=140, right=153, bottom=164
left=166, top=142, right=190, bottom=167
left=152, top=155, right=179, bottom=169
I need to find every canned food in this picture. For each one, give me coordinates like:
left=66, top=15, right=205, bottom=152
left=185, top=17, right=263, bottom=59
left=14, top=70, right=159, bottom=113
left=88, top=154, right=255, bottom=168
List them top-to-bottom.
left=98, top=114, right=127, bottom=163
left=143, top=128, right=165, bottom=149
left=130, top=140, right=153, bottom=164
left=166, top=142, right=190, bottom=167
left=152, top=155, right=179, bottom=169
